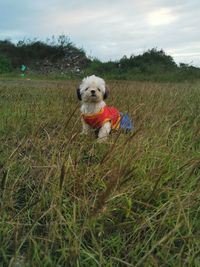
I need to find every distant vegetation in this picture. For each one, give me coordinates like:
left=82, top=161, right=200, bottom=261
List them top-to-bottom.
left=0, top=35, right=200, bottom=81
left=0, top=36, right=90, bottom=75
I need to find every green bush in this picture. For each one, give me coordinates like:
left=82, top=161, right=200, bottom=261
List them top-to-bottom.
left=0, top=38, right=200, bottom=82
left=0, top=54, right=13, bottom=73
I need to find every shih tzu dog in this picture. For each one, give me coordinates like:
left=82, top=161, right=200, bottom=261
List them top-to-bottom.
left=77, top=75, right=133, bottom=142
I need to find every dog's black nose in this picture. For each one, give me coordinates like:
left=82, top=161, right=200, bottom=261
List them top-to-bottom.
left=91, top=90, right=96, bottom=96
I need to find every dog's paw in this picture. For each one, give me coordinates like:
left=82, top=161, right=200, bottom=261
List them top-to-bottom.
left=97, top=137, right=108, bottom=143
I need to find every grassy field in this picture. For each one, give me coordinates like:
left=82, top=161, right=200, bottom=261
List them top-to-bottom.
left=0, top=79, right=200, bottom=267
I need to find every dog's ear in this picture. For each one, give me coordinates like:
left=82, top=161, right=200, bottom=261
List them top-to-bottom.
left=77, top=87, right=82, bottom=100
left=104, top=87, right=109, bottom=100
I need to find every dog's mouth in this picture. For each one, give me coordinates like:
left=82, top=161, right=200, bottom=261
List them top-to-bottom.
left=89, top=94, right=99, bottom=102
left=91, top=94, right=97, bottom=98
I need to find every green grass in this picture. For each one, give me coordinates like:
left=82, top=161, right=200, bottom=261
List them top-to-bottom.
left=0, top=79, right=200, bottom=266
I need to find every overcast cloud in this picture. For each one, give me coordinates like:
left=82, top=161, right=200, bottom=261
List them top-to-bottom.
left=0, top=0, right=200, bottom=66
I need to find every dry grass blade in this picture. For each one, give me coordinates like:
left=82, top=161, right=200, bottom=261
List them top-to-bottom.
left=135, top=223, right=183, bottom=267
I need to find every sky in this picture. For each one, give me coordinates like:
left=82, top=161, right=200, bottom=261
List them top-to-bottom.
left=0, top=0, right=200, bottom=66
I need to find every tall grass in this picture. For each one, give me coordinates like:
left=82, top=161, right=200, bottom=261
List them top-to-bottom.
left=0, top=79, right=200, bottom=266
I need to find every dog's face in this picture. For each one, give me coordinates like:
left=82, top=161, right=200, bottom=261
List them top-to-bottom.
left=77, top=75, right=108, bottom=102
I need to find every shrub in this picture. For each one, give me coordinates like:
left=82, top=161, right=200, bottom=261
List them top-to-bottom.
left=0, top=54, right=13, bottom=73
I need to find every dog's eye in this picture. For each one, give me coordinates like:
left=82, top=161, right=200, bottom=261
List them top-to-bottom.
left=85, top=87, right=89, bottom=91
left=97, top=88, right=101, bottom=92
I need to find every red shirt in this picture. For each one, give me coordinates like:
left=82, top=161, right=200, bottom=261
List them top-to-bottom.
left=82, top=106, right=121, bottom=129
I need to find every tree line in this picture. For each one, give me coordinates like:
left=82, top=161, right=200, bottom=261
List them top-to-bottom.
left=0, top=35, right=200, bottom=81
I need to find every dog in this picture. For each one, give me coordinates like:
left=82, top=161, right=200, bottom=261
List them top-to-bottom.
left=77, top=75, right=133, bottom=142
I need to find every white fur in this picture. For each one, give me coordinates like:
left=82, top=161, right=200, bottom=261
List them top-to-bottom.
left=78, top=75, right=111, bottom=142
left=79, top=75, right=106, bottom=95
left=81, top=101, right=106, bottom=114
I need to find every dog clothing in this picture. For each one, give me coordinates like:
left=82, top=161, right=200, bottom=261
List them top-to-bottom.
left=82, top=106, right=133, bottom=131
left=119, top=112, right=133, bottom=131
